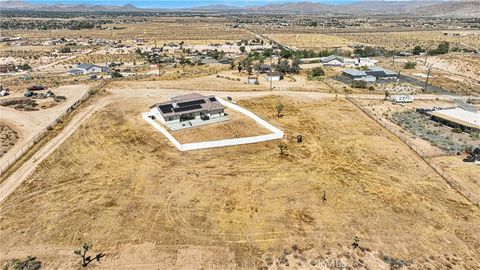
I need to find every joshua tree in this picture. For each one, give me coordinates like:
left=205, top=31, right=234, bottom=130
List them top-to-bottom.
left=384, top=90, right=390, bottom=101
left=276, top=103, right=284, bottom=118
left=278, top=143, right=287, bottom=156
left=352, top=236, right=360, bottom=249
left=74, top=243, right=105, bottom=268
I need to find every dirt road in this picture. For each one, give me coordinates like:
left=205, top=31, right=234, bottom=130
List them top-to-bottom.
left=0, top=85, right=89, bottom=166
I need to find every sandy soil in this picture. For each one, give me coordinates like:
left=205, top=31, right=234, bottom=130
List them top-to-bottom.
left=0, top=84, right=89, bottom=165
left=1, top=88, right=479, bottom=269
left=171, top=108, right=271, bottom=144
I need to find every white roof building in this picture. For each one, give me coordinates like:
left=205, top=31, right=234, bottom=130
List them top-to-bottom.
left=431, top=108, right=480, bottom=132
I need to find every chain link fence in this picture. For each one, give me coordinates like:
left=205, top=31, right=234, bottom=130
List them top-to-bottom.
left=347, top=96, right=480, bottom=207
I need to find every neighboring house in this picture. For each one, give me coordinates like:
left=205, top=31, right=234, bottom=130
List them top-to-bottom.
left=321, top=55, right=344, bottom=66
left=299, top=57, right=322, bottom=64
left=344, top=57, right=378, bottom=68
left=359, top=58, right=378, bottom=67
left=68, top=63, right=108, bottom=75
left=255, top=64, right=271, bottom=73
left=365, top=67, right=398, bottom=79
left=68, top=69, right=84, bottom=75
left=343, top=69, right=367, bottom=80
left=266, top=72, right=282, bottom=82
left=360, top=75, right=377, bottom=82
left=247, top=76, right=258, bottom=84
left=149, top=93, right=226, bottom=124
left=391, top=95, right=414, bottom=103
left=430, top=108, right=480, bottom=133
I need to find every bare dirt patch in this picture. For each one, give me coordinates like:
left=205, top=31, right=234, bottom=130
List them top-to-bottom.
left=171, top=108, right=271, bottom=144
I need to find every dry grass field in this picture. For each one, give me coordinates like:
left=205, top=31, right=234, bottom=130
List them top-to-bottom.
left=2, top=17, right=254, bottom=44
left=332, top=30, right=480, bottom=50
left=267, top=34, right=353, bottom=50
left=1, top=94, right=479, bottom=269
left=430, top=156, right=480, bottom=205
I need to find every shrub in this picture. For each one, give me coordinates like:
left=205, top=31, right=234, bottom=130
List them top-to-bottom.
left=59, top=47, right=71, bottom=53
left=403, top=61, right=416, bottom=69
left=308, top=67, right=325, bottom=79
left=351, top=80, right=367, bottom=89
left=452, top=128, right=462, bottom=133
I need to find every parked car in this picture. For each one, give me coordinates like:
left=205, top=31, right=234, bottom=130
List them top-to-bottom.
left=27, top=85, right=46, bottom=91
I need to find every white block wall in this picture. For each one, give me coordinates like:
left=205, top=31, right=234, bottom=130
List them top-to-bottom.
left=143, top=96, right=284, bottom=151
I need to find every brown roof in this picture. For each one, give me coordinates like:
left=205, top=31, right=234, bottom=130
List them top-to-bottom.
left=266, top=72, right=282, bottom=77
left=171, top=93, right=204, bottom=102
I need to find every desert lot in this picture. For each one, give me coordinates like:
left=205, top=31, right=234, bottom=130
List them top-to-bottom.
left=1, top=90, right=479, bottom=269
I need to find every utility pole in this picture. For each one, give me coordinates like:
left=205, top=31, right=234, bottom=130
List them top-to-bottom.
left=424, top=45, right=431, bottom=66
left=392, top=49, right=395, bottom=66
left=269, top=56, right=273, bottom=91
left=424, top=66, right=431, bottom=93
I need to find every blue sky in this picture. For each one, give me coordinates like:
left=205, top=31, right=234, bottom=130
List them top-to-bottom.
left=23, top=0, right=360, bottom=8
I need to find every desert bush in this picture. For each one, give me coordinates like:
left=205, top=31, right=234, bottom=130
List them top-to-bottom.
left=403, top=61, right=417, bottom=69
left=307, top=67, right=325, bottom=79
left=351, top=80, right=367, bottom=89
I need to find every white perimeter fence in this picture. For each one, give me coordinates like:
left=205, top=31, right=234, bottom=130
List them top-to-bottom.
left=0, top=91, right=91, bottom=176
left=143, top=97, right=284, bottom=151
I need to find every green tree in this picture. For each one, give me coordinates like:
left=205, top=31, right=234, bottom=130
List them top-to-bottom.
left=412, top=45, right=424, bottom=55
left=239, top=46, right=246, bottom=53
left=403, top=61, right=416, bottom=69
left=308, top=67, right=325, bottom=79
left=111, top=71, right=123, bottom=78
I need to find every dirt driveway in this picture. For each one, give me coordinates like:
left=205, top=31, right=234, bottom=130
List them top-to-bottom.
left=0, top=84, right=89, bottom=166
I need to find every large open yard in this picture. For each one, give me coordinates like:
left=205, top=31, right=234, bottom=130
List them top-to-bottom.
left=1, top=90, right=479, bottom=269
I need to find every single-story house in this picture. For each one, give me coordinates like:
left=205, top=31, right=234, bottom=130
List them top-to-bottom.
left=321, top=55, right=344, bottom=66
left=299, top=57, right=322, bottom=64
left=68, top=63, right=108, bottom=75
left=255, top=64, right=271, bottom=73
left=365, top=67, right=398, bottom=79
left=68, top=69, right=84, bottom=75
left=343, top=69, right=367, bottom=79
left=266, top=72, right=282, bottom=82
left=359, top=75, right=377, bottom=82
left=247, top=76, right=258, bottom=84
left=149, top=93, right=225, bottom=124
left=431, top=108, right=480, bottom=133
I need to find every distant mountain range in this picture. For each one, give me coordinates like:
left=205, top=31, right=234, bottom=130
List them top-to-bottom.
left=1, top=0, right=479, bottom=17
